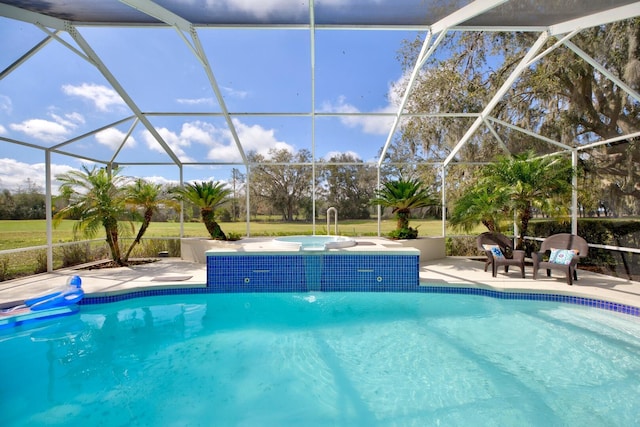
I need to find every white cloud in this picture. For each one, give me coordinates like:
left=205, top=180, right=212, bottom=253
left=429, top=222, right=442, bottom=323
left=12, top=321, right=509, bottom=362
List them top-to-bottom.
left=206, top=0, right=306, bottom=19
left=318, top=72, right=407, bottom=136
left=62, top=83, right=126, bottom=112
left=222, top=86, right=249, bottom=99
left=176, top=88, right=247, bottom=105
left=0, top=94, right=12, bottom=115
left=320, top=95, right=396, bottom=135
left=176, top=97, right=215, bottom=106
left=9, top=110, right=84, bottom=143
left=49, top=112, right=84, bottom=129
left=64, top=112, right=86, bottom=125
left=10, top=118, right=70, bottom=142
left=204, top=118, right=294, bottom=162
left=140, top=119, right=294, bottom=163
left=181, top=121, right=217, bottom=145
left=0, top=125, right=6, bottom=135
left=142, top=126, right=194, bottom=162
left=95, top=128, right=136, bottom=150
left=0, top=158, right=76, bottom=193
left=141, top=175, right=180, bottom=187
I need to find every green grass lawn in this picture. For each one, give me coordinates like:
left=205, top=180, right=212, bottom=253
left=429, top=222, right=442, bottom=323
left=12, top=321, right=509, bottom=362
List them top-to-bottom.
left=0, top=218, right=456, bottom=251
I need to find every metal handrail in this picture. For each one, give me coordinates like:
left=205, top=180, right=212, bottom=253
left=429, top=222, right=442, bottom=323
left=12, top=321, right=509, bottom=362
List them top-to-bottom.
left=326, top=207, right=338, bottom=236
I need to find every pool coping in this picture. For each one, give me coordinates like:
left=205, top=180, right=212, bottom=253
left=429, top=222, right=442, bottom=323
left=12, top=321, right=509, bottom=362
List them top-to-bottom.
left=2, top=256, right=640, bottom=317
left=73, top=280, right=640, bottom=318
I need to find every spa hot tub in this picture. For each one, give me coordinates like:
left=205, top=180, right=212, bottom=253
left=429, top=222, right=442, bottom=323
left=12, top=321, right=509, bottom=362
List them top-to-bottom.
left=273, top=235, right=357, bottom=251
left=205, top=236, right=419, bottom=292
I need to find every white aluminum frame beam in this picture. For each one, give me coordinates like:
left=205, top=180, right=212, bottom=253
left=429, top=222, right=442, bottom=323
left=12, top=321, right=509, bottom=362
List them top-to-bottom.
left=119, top=0, right=249, bottom=165
left=310, top=0, right=318, bottom=234
left=378, top=0, right=509, bottom=167
left=430, top=0, right=510, bottom=34
left=549, top=2, right=640, bottom=36
left=0, top=3, right=66, bottom=30
left=13, top=8, right=185, bottom=166
left=35, top=25, right=92, bottom=64
left=67, top=26, right=182, bottom=165
left=377, top=29, right=438, bottom=167
left=527, top=29, right=580, bottom=66
left=443, top=31, right=549, bottom=166
left=0, top=32, right=56, bottom=80
left=564, top=40, right=640, bottom=103
left=49, top=116, right=136, bottom=152
left=486, top=117, right=570, bottom=150
left=110, top=118, right=140, bottom=164
left=482, top=118, right=510, bottom=154
left=578, top=130, right=640, bottom=151
left=0, top=135, right=50, bottom=151
left=571, top=149, right=578, bottom=235
left=45, top=150, right=53, bottom=271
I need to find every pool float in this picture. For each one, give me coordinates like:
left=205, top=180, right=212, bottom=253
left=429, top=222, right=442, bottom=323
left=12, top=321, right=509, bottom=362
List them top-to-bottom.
left=0, top=275, right=84, bottom=330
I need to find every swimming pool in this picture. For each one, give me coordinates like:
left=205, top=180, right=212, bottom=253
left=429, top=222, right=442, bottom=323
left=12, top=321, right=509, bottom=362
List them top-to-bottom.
left=2, top=292, right=639, bottom=426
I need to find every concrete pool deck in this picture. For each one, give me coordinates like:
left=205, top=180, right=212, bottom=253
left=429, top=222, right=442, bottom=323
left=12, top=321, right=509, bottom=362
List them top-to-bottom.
left=1, top=254, right=640, bottom=312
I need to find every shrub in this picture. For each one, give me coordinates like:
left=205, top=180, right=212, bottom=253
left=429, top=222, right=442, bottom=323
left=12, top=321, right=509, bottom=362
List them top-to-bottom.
left=218, top=208, right=232, bottom=222
left=528, top=219, right=640, bottom=280
left=388, top=227, right=419, bottom=239
left=226, top=232, right=243, bottom=241
left=446, top=236, right=478, bottom=257
left=125, top=238, right=180, bottom=258
left=60, top=242, right=91, bottom=267
left=34, top=250, right=47, bottom=274
left=0, top=257, right=8, bottom=281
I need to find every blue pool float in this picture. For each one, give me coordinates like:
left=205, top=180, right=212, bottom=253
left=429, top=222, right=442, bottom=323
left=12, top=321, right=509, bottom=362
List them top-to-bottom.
left=0, top=275, right=84, bottom=329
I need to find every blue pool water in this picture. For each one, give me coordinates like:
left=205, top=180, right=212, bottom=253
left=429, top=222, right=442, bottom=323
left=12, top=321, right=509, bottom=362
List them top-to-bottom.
left=273, top=235, right=356, bottom=250
left=2, top=292, right=640, bottom=426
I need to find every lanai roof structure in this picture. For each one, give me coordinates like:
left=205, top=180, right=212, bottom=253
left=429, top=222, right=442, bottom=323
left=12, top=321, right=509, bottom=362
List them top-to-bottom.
left=1, top=1, right=639, bottom=249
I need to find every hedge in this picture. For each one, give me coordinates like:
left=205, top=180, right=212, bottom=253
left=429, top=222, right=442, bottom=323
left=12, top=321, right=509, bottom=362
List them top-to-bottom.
left=527, top=219, right=640, bottom=280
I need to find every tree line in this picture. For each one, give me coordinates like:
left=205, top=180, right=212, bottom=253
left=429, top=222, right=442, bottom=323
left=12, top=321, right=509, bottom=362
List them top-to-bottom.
left=1, top=144, right=636, bottom=224
left=0, top=153, right=392, bottom=223
left=0, top=180, right=48, bottom=220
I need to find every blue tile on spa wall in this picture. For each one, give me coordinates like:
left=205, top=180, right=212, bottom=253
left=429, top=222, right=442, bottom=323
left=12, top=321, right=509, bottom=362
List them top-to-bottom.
left=321, top=254, right=419, bottom=291
left=207, top=255, right=306, bottom=292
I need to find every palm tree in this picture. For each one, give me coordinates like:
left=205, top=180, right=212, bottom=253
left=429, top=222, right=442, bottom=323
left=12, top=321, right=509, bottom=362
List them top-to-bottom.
left=480, top=151, right=573, bottom=248
left=54, top=165, right=130, bottom=265
left=371, top=178, right=438, bottom=238
left=122, top=179, right=179, bottom=262
left=173, top=181, right=232, bottom=240
left=448, top=185, right=509, bottom=233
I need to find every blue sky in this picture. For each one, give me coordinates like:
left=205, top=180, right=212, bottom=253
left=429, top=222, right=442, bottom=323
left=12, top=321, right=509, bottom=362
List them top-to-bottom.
left=0, top=15, right=420, bottom=193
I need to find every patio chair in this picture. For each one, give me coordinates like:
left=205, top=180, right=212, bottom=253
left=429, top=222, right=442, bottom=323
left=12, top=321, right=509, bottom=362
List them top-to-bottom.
left=477, top=232, right=526, bottom=278
left=532, top=233, right=589, bottom=286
